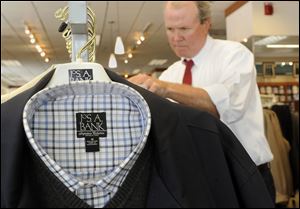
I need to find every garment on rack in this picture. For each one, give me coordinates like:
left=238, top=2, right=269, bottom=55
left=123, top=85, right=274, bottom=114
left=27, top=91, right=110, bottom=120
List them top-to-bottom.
left=1, top=65, right=55, bottom=104
left=1, top=68, right=274, bottom=208
left=22, top=82, right=151, bottom=208
left=271, top=105, right=299, bottom=192
left=271, top=105, right=293, bottom=145
left=263, top=109, right=294, bottom=203
left=290, top=111, right=299, bottom=191
left=291, top=112, right=299, bottom=151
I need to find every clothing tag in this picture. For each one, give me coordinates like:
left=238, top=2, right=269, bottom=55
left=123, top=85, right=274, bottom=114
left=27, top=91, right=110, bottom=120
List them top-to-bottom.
left=69, top=69, right=93, bottom=81
left=76, top=113, right=107, bottom=152
left=85, top=137, right=100, bottom=152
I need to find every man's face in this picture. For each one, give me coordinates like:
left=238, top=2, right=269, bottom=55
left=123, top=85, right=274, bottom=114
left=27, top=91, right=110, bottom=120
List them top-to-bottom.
left=164, top=2, right=210, bottom=58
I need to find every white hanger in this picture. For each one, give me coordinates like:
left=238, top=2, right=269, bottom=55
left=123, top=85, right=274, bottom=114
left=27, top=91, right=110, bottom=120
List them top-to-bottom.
left=46, top=2, right=112, bottom=88
left=46, top=60, right=111, bottom=88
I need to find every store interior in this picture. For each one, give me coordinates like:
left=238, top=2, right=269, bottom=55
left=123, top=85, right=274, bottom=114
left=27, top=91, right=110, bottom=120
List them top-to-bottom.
left=1, top=1, right=299, bottom=208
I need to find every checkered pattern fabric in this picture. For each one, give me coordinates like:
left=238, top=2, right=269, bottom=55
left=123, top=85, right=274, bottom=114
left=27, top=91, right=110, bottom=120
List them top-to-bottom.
left=23, top=81, right=151, bottom=208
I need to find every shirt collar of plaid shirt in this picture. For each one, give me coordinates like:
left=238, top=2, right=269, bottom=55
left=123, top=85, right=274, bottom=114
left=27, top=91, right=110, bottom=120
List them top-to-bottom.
left=23, top=81, right=151, bottom=207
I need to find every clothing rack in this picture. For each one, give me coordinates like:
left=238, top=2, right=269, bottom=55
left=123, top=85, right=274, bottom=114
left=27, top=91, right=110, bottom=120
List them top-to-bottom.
left=56, top=1, right=95, bottom=62
left=68, top=1, right=88, bottom=62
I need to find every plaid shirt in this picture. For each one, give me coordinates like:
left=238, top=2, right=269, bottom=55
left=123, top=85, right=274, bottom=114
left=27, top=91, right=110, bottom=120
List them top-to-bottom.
left=23, top=81, right=151, bottom=208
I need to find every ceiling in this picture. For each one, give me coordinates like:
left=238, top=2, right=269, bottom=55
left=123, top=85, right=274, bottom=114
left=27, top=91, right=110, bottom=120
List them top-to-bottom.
left=1, top=1, right=299, bottom=88
left=1, top=1, right=235, bottom=87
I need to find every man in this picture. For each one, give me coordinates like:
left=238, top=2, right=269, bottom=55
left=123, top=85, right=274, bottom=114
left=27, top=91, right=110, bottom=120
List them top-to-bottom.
left=129, top=1, right=275, bottom=202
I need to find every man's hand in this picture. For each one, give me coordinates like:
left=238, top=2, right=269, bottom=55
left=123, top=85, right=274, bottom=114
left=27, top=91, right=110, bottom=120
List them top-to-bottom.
left=128, top=74, right=169, bottom=98
left=128, top=74, right=219, bottom=118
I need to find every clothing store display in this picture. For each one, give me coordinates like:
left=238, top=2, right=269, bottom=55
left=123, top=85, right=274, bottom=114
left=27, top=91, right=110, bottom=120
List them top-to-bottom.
left=159, top=36, right=273, bottom=166
left=182, top=59, right=194, bottom=85
left=1, top=68, right=274, bottom=208
left=22, top=82, right=151, bottom=208
left=271, top=105, right=299, bottom=191
left=271, top=105, right=293, bottom=145
left=263, top=109, right=294, bottom=203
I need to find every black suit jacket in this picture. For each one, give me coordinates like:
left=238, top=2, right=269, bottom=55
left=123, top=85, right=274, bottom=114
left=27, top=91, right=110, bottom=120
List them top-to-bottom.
left=1, top=68, right=274, bottom=208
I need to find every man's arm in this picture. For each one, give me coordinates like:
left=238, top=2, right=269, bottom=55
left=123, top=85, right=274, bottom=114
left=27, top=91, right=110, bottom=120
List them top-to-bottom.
left=128, top=74, right=219, bottom=118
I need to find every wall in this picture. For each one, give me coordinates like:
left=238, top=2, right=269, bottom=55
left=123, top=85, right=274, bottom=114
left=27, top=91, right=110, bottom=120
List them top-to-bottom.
left=226, top=1, right=299, bottom=42
left=253, top=1, right=299, bottom=36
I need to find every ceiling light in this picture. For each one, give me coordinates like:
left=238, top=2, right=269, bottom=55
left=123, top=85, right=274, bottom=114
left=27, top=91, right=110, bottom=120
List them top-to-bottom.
left=114, top=2, right=125, bottom=55
left=108, top=21, right=119, bottom=68
left=25, top=23, right=49, bottom=62
left=25, top=28, right=30, bottom=35
left=140, top=35, right=145, bottom=42
left=254, top=35, right=287, bottom=46
left=114, top=36, right=125, bottom=55
left=30, top=38, right=36, bottom=44
left=137, top=40, right=142, bottom=45
left=35, top=44, right=42, bottom=53
left=266, top=44, right=299, bottom=48
left=108, top=53, right=117, bottom=68
left=128, top=53, right=133, bottom=58
left=45, top=58, right=49, bottom=63
left=124, top=59, right=128, bottom=64
left=289, top=62, right=293, bottom=66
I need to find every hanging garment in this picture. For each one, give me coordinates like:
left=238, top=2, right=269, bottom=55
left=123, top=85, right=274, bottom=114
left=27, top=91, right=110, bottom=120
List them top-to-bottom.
left=1, top=68, right=274, bottom=208
left=22, top=82, right=151, bottom=208
left=271, top=105, right=299, bottom=192
left=263, top=109, right=294, bottom=203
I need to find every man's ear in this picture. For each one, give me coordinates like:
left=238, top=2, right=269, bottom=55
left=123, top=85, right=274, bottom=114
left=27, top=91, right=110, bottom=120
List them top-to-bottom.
left=204, top=18, right=212, bottom=31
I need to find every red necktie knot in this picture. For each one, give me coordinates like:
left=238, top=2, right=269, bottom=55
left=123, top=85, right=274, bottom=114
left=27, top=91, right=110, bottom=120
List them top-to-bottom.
left=183, top=59, right=194, bottom=85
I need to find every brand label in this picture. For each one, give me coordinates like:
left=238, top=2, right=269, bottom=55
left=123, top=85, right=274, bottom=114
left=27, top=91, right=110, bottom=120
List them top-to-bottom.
left=69, top=69, right=93, bottom=81
left=76, top=113, right=107, bottom=152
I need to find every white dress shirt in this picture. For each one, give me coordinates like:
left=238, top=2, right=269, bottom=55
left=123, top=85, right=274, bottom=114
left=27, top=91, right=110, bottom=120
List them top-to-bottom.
left=159, top=36, right=273, bottom=166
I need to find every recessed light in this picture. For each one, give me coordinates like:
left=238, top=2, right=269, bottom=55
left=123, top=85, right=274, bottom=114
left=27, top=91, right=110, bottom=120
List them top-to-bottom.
left=266, top=44, right=299, bottom=48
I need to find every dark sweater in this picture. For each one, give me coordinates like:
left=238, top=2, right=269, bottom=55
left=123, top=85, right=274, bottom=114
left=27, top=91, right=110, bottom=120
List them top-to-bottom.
left=1, top=69, right=274, bottom=208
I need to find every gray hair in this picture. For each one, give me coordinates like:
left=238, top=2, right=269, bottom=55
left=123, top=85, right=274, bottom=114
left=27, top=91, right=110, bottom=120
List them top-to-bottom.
left=165, top=1, right=212, bottom=24
left=195, top=1, right=212, bottom=24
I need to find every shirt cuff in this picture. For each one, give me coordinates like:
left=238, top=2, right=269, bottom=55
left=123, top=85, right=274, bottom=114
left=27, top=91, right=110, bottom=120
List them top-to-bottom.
left=202, top=84, right=230, bottom=118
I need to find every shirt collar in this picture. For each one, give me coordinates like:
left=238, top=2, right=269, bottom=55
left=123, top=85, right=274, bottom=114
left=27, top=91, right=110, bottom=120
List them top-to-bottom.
left=181, top=35, right=213, bottom=67
left=23, top=81, right=151, bottom=194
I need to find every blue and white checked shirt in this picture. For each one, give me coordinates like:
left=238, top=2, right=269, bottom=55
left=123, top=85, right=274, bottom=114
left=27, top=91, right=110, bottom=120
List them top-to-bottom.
left=23, top=81, right=151, bottom=208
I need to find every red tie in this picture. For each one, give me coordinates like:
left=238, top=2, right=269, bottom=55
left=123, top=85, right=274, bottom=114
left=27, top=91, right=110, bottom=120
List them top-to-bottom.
left=183, top=59, right=194, bottom=85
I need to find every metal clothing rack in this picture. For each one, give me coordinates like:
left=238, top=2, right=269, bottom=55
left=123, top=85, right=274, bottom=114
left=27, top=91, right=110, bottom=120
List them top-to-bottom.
left=55, top=1, right=96, bottom=63
left=69, top=1, right=88, bottom=62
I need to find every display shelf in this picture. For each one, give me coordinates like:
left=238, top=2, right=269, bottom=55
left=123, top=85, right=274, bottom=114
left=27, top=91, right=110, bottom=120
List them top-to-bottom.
left=258, top=81, right=299, bottom=112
